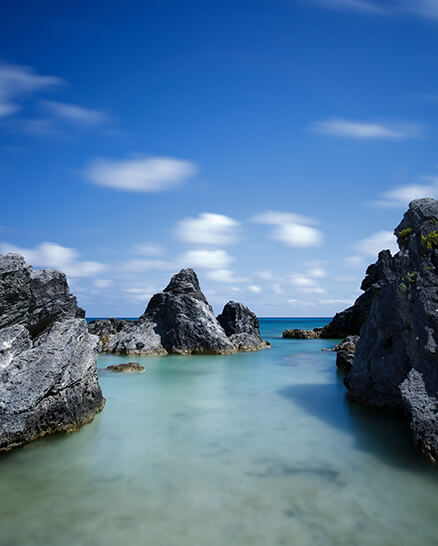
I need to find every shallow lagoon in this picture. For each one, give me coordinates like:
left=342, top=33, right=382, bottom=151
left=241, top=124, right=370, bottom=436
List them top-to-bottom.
left=1, top=318, right=438, bottom=546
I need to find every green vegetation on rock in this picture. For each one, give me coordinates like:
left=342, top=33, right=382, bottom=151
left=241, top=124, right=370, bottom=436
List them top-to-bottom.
left=421, top=231, right=438, bottom=250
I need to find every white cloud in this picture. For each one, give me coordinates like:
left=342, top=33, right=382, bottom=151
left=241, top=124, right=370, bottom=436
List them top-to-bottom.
left=310, top=0, right=438, bottom=19
left=0, top=63, right=63, bottom=117
left=41, top=100, right=106, bottom=125
left=311, top=118, right=421, bottom=140
left=85, top=156, right=198, bottom=192
left=375, top=179, right=438, bottom=207
left=253, top=210, right=323, bottom=248
left=176, top=212, right=239, bottom=246
left=355, top=230, right=398, bottom=257
left=0, top=241, right=106, bottom=278
left=132, top=243, right=163, bottom=256
left=179, top=249, right=233, bottom=270
left=344, top=255, right=365, bottom=269
left=123, top=259, right=175, bottom=273
left=308, top=267, right=327, bottom=278
left=206, top=269, right=248, bottom=283
left=257, top=269, right=274, bottom=280
left=290, top=275, right=326, bottom=294
left=93, top=279, right=113, bottom=289
left=272, top=283, right=283, bottom=294
left=249, top=285, right=262, bottom=293
left=231, top=286, right=241, bottom=292
left=123, top=287, right=154, bottom=303
left=319, top=298, right=355, bottom=305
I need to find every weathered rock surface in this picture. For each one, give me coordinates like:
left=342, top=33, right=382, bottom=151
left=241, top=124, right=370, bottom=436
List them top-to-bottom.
left=344, top=199, right=438, bottom=461
left=282, top=249, right=397, bottom=340
left=0, top=253, right=104, bottom=452
left=91, top=269, right=268, bottom=356
left=217, top=301, right=270, bottom=351
left=282, top=328, right=322, bottom=339
left=334, top=335, right=359, bottom=372
left=106, top=362, right=145, bottom=373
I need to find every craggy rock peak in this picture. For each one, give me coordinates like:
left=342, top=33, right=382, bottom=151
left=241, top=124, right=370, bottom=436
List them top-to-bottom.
left=344, top=199, right=438, bottom=461
left=282, top=249, right=398, bottom=340
left=0, top=254, right=104, bottom=452
left=91, top=269, right=269, bottom=355
left=217, top=301, right=270, bottom=351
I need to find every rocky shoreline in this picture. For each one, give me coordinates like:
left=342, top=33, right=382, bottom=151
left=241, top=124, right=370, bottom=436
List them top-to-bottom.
left=282, top=198, right=438, bottom=462
left=0, top=254, right=105, bottom=452
left=89, top=269, right=270, bottom=356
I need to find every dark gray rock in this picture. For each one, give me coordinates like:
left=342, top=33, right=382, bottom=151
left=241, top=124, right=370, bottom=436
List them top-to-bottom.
left=344, top=199, right=438, bottom=461
left=0, top=253, right=104, bottom=452
left=0, top=254, right=84, bottom=338
left=93, top=269, right=268, bottom=356
left=217, top=301, right=270, bottom=351
left=282, top=328, right=322, bottom=339
left=335, top=335, right=359, bottom=372
left=106, top=362, right=145, bottom=373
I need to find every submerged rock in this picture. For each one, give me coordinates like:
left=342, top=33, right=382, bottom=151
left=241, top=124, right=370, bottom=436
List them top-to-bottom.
left=343, top=199, right=438, bottom=461
left=0, top=253, right=104, bottom=452
left=91, top=269, right=269, bottom=356
left=217, top=301, right=270, bottom=351
left=106, top=362, right=145, bottom=373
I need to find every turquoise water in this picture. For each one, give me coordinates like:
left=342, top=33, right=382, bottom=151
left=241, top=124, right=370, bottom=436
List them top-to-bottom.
left=1, top=318, right=438, bottom=545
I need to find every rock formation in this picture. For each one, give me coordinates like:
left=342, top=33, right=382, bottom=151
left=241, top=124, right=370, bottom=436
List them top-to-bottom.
left=343, top=199, right=438, bottom=461
left=282, top=249, right=398, bottom=340
left=0, top=254, right=104, bottom=452
left=90, top=269, right=269, bottom=355
left=217, top=301, right=270, bottom=351
left=282, top=328, right=322, bottom=339
left=334, top=335, right=359, bottom=371
left=106, top=362, right=145, bottom=373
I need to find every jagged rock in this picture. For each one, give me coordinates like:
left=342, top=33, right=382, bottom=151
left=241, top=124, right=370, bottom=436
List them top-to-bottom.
left=344, top=199, right=438, bottom=461
left=283, top=250, right=397, bottom=341
left=0, top=253, right=104, bottom=452
left=0, top=254, right=85, bottom=338
left=92, top=269, right=268, bottom=356
left=217, top=301, right=270, bottom=351
left=88, top=318, right=133, bottom=350
left=282, top=328, right=322, bottom=339
left=334, top=335, right=359, bottom=371
left=106, top=362, right=145, bottom=373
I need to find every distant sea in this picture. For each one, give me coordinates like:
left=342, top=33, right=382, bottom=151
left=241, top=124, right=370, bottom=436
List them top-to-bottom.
left=1, top=318, right=438, bottom=546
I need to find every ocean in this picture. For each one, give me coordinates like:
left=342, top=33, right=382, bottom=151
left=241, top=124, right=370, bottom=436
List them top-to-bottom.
left=1, top=318, right=437, bottom=545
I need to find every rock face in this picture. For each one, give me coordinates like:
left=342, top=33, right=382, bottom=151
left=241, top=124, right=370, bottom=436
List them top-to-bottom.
left=344, top=199, right=438, bottom=461
left=282, top=250, right=397, bottom=340
left=0, top=254, right=104, bottom=452
left=91, top=269, right=269, bottom=356
left=217, top=301, right=270, bottom=351
left=282, top=328, right=322, bottom=339
left=334, top=335, right=359, bottom=372
left=106, top=362, right=145, bottom=373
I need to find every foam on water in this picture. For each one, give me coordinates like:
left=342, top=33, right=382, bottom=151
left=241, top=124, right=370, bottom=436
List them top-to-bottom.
left=1, top=318, right=438, bottom=546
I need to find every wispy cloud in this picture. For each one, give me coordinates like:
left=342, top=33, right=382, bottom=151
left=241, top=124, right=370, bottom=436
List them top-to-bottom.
left=309, top=0, right=438, bottom=19
left=312, top=0, right=383, bottom=13
left=0, top=63, right=63, bottom=117
left=41, top=100, right=106, bottom=125
left=311, top=118, right=422, bottom=140
left=85, top=156, right=198, bottom=192
left=374, top=178, right=438, bottom=207
left=252, top=211, right=323, bottom=248
left=176, top=212, right=240, bottom=246
left=356, top=230, right=398, bottom=257
left=0, top=241, right=106, bottom=277
left=179, top=249, right=234, bottom=270
left=122, top=259, right=176, bottom=273
left=206, top=269, right=249, bottom=283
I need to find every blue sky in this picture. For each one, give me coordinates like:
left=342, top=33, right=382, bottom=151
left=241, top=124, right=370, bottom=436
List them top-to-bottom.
left=1, top=0, right=438, bottom=317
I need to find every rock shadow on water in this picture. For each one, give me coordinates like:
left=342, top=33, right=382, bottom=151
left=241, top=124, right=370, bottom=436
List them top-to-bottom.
left=278, top=377, right=438, bottom=473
